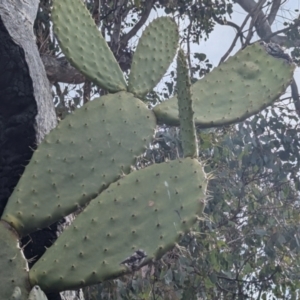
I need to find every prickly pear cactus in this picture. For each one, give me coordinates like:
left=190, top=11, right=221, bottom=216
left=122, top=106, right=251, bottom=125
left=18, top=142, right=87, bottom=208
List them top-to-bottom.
left=0, top=0, right=295, bottom=296
left=2, top=0, right=178, bottom=238
left=51, top=0, right=127, bottom=92
left=29, top=43, right=205, bottom=293
left=154, top=43, right=295, bottom=127
left=176, top=49, right=198, bottom=158
left=3, top=92, right=156, bottom=236
left=29, top=159, right=206, bottom=291
left=0, top=221, right=29, bottom=299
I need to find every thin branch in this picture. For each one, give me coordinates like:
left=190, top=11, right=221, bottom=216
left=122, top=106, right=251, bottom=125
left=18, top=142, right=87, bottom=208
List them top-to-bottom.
left=92, top=0, right=101, bottom=26
left=110, top=0, right=126, bottom=53
left=120, top=0, right=155, bottom=47
left=219, top=0, right=266, bottom=65
left=236, top=0, right=300, bottom=47
left=244, top=0, right=268, bottom=46
left=267, top=0, right=281, bottom=26
left=211, top=12, right=244, bottom=45
left=261, top=18, right=300, bottom=42
left=41, top=55, right=85, bottom=84
left=83, top=80, right=91, bottom=103
left=217, top=268, right=278, bottom=284
left=256, top=285, right=263, bottom=300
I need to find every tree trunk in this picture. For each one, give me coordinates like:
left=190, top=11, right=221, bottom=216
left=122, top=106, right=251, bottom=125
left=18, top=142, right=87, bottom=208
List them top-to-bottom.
left=0, top=0, right=56, bottom=210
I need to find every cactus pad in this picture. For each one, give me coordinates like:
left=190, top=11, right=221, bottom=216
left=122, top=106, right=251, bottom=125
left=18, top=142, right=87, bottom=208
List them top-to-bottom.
left=52, top=0, right=126, bottom=92
left=128, top=17, right=179, bottom=98
left=153, top=42, right=295, bottom=127
left=177, top=49, right=198, bottom=158
left=2, top=92, right=156, bottom=237
left=29, top=158, right=206, bottom=292
left=0, top=221, right=29, bottom=299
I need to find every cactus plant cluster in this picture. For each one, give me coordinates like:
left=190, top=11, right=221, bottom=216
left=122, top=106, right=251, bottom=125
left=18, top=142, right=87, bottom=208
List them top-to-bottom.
left=0, top=0, right=295, bottom=297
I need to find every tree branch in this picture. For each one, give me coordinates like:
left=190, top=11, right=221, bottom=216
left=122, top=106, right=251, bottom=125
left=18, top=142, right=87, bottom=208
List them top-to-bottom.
left=110, top=0, right=127, bottom=53
left=120, top=0, right=156, bottom=48
left=218, top=0, right=266, bottom=65
left=236, top=0, right=300, bottom=47
left=244, top=0, right=268, bottom=46
left=267, top=0, right=281, bottom=25
left=211, top=12, right=244, bottom=44
left=41, top=55, right=85, bottom=84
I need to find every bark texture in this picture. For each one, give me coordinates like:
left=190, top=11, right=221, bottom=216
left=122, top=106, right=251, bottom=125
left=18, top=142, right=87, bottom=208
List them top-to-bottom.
left=0, top=0, right=57, bottom=143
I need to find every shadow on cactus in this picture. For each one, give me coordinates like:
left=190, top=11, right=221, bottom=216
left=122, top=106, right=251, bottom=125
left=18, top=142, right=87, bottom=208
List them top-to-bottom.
left=0, top=0, right=295, bottom=297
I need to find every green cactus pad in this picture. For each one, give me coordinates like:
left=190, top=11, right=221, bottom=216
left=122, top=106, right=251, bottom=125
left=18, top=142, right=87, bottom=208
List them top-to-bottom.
left=52, top=0, right=126, bottom=92
left=128, top=17, right=178, bottom=98
left=153, top=42, right=295, bottom=127
left=177, top=49, right=198, bottom=158
left=3, top=92, right=156, bottom=237
left=29, top=158, right=206, bottom=292
left=0, top=221, right=30, bottom=299
left=28, top=286, right=48, bottom=300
